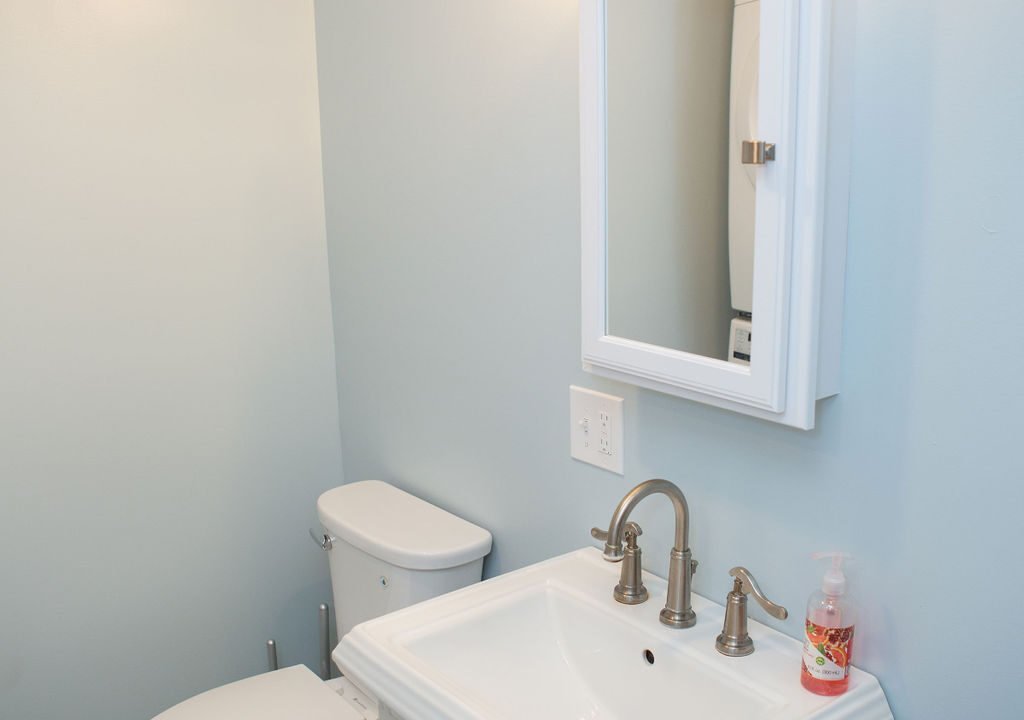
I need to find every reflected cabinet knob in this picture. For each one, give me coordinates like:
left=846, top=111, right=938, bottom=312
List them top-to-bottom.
left=741, top=140, right=776, bottom=165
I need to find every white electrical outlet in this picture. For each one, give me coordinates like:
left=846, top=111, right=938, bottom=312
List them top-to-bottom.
left=570, top=385, right=623, bottom=474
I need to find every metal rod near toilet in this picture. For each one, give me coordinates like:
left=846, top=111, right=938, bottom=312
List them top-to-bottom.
left=318, top=604, right=331, bottom=680
left=266, top=639, right=278, bottom=672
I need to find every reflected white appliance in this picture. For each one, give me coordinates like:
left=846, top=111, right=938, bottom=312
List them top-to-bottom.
left=727, top=0, right=759, bottom=365
left=153, top=481, right=492, bottom=720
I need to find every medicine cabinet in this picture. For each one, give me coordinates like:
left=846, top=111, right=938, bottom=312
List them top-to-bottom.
left=579, top=0, right=854, bottom=429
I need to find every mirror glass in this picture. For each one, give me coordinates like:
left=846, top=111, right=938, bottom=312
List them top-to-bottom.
left=605, top=0, right=759, bottom=364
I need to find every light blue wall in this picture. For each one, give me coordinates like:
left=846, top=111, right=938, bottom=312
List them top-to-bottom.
left=316, top=1, right=1024, bottom=718
left=0, top=3, right=343, bottom=719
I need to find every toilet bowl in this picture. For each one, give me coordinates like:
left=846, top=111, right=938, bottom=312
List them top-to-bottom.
left=154, top=480, right=492, bottom=719
left=154, top=666, right=368, bottom=720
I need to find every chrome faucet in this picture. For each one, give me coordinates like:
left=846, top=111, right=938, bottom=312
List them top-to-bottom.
left=592, top=479, right=697, bottom=628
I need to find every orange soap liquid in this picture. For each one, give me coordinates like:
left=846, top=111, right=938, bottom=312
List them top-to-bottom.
left=800, top=617, right=854, bottom=697
left=800, top=660, right=850, bottom=696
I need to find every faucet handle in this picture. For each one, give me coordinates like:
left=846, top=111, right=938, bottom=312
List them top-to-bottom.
left=623, top=522, right=642, bottom=543
left=590, top=523, right=642, bottom=543
left=716, top=567, right=787, bottom=657
left=729, top=567, right=788, bottom=620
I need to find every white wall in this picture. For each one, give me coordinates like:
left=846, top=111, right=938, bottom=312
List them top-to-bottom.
left=607, top=0, right=734, bottom=356
left=316, top=1, right=1024, bottom=718
left=0, top=2, right=343, bottom=718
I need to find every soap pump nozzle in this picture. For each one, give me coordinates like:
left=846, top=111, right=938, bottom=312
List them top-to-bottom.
left=812, top=551, right=851, bottom=597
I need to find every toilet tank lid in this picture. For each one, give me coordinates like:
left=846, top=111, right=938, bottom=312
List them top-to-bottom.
left=317, top=481, right=492, bottom=570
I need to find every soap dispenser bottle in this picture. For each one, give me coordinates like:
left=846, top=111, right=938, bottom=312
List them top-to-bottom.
left=800, top=553, right=857, bottom=696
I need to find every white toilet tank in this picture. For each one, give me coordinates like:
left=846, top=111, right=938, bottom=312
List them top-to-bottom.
left=316, top=480, right=492, bottom=637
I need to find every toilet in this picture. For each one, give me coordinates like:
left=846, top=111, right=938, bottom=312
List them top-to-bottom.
left=154, top=480, right=492, bottom=719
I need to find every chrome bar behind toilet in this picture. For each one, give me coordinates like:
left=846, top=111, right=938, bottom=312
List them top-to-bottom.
left=318, top=603, right=331, bottom=680
left=266, top=639, right=278, bottom=672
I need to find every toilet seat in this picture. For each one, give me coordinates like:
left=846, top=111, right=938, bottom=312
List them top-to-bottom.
left=153, top=665, right=367, bottom=719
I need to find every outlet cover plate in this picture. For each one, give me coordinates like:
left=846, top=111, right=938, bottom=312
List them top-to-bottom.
left=569, top=385, right=624, bottom=474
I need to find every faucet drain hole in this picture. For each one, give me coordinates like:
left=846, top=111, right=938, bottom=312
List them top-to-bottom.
left=642, top=649, right=655, bottom=665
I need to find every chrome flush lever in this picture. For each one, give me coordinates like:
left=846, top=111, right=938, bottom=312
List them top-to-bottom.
left=309, top=527, right=335, bottom=551
left=715, top=566, right=788, bottom=657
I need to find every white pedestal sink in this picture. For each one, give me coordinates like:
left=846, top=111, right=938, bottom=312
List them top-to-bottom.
left=336, top=548, right=892, bottom=720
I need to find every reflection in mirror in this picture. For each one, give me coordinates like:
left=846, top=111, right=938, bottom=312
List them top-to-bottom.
left=605, top=0, right=759, bottom=365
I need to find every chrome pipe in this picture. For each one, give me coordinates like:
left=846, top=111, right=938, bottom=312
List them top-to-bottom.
left=318, top=604, right=331, bottom=680
left=266, top=639, right=278, bottom=672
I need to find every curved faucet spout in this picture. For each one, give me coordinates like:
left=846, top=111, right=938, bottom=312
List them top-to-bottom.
left=597, top=479, right=696, bottom=629
left=602, top=479, right=689, bottom=559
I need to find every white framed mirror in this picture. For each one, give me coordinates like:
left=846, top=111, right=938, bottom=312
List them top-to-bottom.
left=580, top=0, right=853, bottom=429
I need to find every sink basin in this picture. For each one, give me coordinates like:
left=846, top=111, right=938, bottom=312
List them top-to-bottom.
left=336, top=549, right=892, bottom=720
left=399, top=583, right=773, bottom=718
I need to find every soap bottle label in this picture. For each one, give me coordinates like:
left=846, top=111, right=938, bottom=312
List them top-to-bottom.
left=802, top=621, right=854, bottom=681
